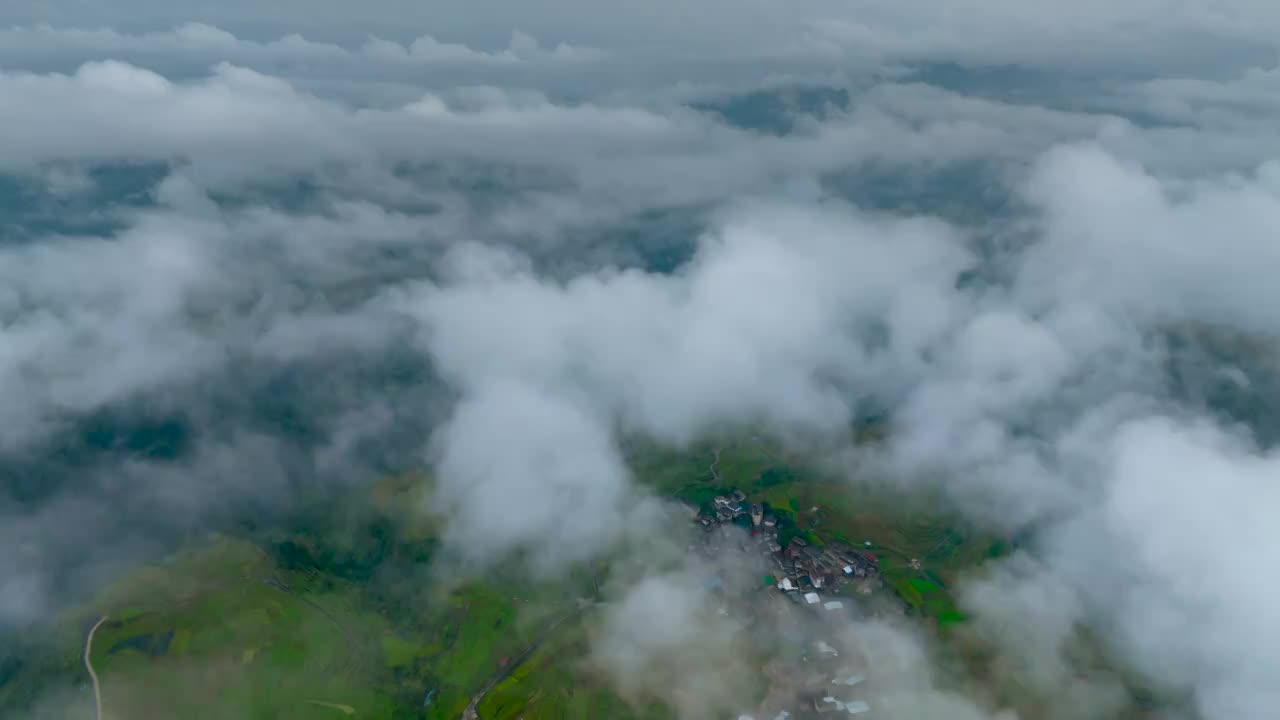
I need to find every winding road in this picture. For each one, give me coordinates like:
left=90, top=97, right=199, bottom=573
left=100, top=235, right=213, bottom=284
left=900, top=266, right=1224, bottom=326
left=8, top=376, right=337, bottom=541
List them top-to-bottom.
left=461, top=609, right=581, bottom=719
left=84, top=615, right=109, bottom=720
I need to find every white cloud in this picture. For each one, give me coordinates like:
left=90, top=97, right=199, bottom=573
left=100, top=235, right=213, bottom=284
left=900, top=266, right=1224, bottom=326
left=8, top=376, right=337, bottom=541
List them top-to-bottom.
left=4, top=1, right=1278, bottom=74
left=1, top=5, right=1280, bottom=718
left=0, top=22, right=602, bottom=70
left=362, top=29, right=602, bottom=65
left=394, top=134, right=1280, bottom=715
left=880, top=143, right=1280, bottom=718
left=1020, top=143, right=1280, bottom=337
left=409, top=200, right=969, bottom=441
left=398, top=201, right=970, bottom=567
left=0, top=208, right=225, bottom=449
left=429, top=379, right=657, bottom=572
left=970, top=416, right=1280, bottom=720
left=1094, top=419, right=1280, bottom=718
left=592, top=570, right=757, bottom=717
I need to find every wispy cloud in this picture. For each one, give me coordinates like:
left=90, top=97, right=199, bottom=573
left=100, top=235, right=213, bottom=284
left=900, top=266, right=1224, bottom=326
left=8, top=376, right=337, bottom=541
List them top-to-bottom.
left=1, top=4, right=1279, bottom=719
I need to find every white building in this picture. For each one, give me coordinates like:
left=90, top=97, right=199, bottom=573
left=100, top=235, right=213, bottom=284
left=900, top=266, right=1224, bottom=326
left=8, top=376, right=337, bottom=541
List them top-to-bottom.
left=818, top=697, right=871, bottom=714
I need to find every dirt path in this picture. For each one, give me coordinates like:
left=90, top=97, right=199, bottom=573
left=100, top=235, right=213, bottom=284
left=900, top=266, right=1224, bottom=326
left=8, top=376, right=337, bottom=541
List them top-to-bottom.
left=461, top=610, right=579, bottom=719
left=84, top=615, right=109, bottom=720
left=306, top=700, right=356, bottom=715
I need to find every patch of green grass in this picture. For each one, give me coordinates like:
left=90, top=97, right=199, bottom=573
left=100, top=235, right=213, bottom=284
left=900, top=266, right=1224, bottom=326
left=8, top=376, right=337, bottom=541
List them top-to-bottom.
left=7, top=442, right=1005, bottom=719
left=758, top=467, right=797, bottom=487
left=674, top=483, right=732, bottom=511
left=4, top=532, right=596, bottom=720
left=28, top=538, right=399, bottom=719
left=987, top=540, right=1012, bottom=559
left=889, top=574, right=925, bottom=609
left=888, top=576, right=966, bottom=626
left=909, top=577, right=942, bottom=594
left=475, top=622, right=672, bottom=720
left=171, top=628, right=193, bottom=655
left=381, top=632, right=422, bottom=668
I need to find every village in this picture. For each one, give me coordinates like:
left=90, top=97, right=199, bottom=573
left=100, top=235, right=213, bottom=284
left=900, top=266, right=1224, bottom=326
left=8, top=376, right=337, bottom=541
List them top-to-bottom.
left=687, top=488, right=884, bottom=718
left=695, top=489, right=881, bottom=604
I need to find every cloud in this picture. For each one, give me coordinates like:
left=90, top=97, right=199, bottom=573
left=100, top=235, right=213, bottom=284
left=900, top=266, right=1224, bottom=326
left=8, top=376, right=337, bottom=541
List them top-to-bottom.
left=5, top=1, right=1279, bottom=75
left=795, top=1, right=1280, bottom=72
left=2, top=6, right=1280, bottom=720
left=0, top=22, right=603, bottom=70
left=363, top=29, right=602, bottom=65
left=0, top=61, right=355, bottom=173
left=396, top=136, right=1280, bottom=717
left=868, top=137, right=1280, bottom=514
left=874, top=143, right=1280, bottom=718
left=1021, top=143, right=1280, bottom=336
left=396, top=197, right=967, bottom=571
left=397, top=201, right=974, bottom=570
left=409, top=201, right=968, bottom=439
left=0, top=203, right=225, bottom=449
left=428, top=379, right=657, bottom=573
left=949, top=413, right=1280, bottom=720
left=1050, top=417, right=1280, bottom=718
left=592, top=540, right=1024, bottom=720
left=960, top=554, right=1133, bottom=718
left=592, top=570, right=758, bottom=718
left=832, top=620, right=1021, bottom=720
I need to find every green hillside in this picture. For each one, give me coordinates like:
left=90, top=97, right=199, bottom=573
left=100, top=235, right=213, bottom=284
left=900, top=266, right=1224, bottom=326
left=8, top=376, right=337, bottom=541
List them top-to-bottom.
left=3, top=443, right=1003, bottom=718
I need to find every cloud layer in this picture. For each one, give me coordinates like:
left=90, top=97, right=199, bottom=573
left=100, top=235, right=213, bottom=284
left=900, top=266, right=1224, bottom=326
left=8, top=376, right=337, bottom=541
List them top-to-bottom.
left=2, top=5, right=1280, bottom=720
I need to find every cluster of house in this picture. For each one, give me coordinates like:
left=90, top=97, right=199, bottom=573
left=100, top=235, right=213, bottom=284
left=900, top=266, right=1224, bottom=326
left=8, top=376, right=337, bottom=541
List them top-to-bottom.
left=691, top=487, right=882, bottom=717
left=695, top=488, right=880, bottom=606
left=703, top=489, right=760, bottom=524
left=775, top=536, right=879, bottom=600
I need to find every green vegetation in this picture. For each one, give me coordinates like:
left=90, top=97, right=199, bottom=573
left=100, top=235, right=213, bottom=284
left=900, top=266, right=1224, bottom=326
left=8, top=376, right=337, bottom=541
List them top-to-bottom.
left=628, top=437, right=1001, bottom=630
left=4, top=439, right=1004, bottom=718
left=758, top=467, right=796, bottom=487
left=0, top=473, right=631, bottom=719
left=0, top=537, right=401, bottom=719
left=883, top=575, right=966, bottom=626
left=474, top=622, right=672, bottom=720
left=381, top=632, right=421, bottom=669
